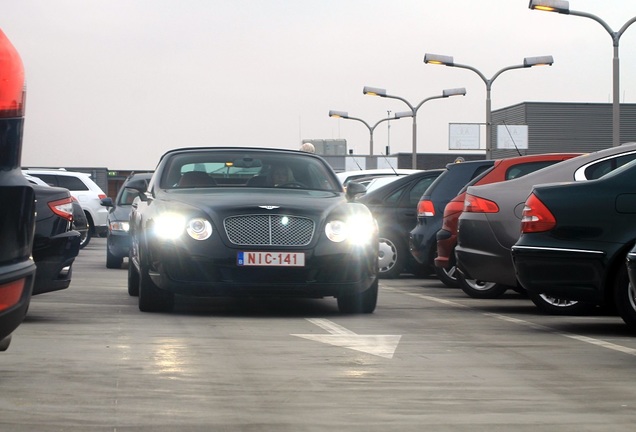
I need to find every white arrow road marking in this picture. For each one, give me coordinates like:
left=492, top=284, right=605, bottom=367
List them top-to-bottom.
left=291, top=318, right=401, bottom=359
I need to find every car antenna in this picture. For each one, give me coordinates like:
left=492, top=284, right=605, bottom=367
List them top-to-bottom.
left=502, top=120, right=523, bottom=157
left=380, top=151, right=399, bottom=175
left=351, top=155, right=363, bottom=170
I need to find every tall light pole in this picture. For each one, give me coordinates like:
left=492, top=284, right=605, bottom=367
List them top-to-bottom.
left=529, top=0, right=636, bottom=147
left=424, top=53, right=553, bottom=159
left=363, top=86, right=467, bottom=169
left=328, top=110, right=411, bottom=156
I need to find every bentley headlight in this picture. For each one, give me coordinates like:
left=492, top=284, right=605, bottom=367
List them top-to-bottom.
left=153, top=213, right=187, bottom=240
left=325, top=214, right=376, bottom=245
left=186, top=218, right=212, bottom=240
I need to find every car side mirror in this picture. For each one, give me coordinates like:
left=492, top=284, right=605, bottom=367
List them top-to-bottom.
left=345, top=181, right=367, bottom=201
left=125, top=186, right=149, bottom=202
left=100, top=197, right=114, bottom=207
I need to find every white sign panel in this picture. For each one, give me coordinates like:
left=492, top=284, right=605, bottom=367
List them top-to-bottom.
left=449, top=123, right=480, bottom=150
left=497, top=125, right=528, bottom=149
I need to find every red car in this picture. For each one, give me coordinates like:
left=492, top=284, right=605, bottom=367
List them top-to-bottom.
left=434, top=153, right=581, bottom=288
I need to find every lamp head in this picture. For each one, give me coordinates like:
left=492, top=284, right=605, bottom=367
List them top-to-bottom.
left=528, top=0, right=570, bottom=14
left=424, top=53, right=454, bottom=66
left=523, top=55, right=554, bottom=67
left=363, top=86, right=386, bottom=97
left=443, top=87, right=467, bottom=97
left=328, top=110, right=348, bottom=119
left=394, top=111, right=413, bottom=119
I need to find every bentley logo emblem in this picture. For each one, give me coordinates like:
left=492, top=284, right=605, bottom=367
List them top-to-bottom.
left=258, top=205, right=280, bottom=210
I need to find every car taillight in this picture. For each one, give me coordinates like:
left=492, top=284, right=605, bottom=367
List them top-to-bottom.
left=0, top=29, right=25, bottom=119
left=463, top=193, right=499, bottom=213
left=520, top=193, right=556, bottom=233
left=98, top=194, right=106, bottom=200
left=48, top=197, right=74, bottom=222
left=443, top=198, right=465, bottom=217
left=417, top=200, right=435, bottom=217
left=0, top=279, right=24, bottom=312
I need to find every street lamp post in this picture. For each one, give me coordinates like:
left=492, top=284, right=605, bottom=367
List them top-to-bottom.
left=529, top=0, right=636, bottom=147
left=424, top=53, right=553, bottom=159
left=363, top=86, right=467, bottom=169
left=328, top=110, right=410, bottom=157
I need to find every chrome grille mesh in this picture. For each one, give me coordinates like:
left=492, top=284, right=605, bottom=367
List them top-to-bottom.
left=224, top=215, right=314, bottom=246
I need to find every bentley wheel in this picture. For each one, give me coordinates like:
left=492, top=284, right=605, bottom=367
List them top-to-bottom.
left=138, top=261, right=174, bottom=312
left=337, top=279, right=378, bottom=314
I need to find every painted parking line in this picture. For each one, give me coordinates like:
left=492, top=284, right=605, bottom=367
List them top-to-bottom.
left=386, top=286, right=636, bottom=357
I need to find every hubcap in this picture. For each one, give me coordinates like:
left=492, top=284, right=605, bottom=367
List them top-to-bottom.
left=378, top=238, right=397, bottom=273
left=539, top=294, right=578, bottom=308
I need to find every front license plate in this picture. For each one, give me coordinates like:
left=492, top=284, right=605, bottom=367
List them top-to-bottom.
left=237, top=251, right=305, bottom=267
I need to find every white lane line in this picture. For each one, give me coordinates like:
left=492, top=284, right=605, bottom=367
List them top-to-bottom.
left=387, top=286, right=636, bottom=357
left=306, top=318, right=357, bottom=335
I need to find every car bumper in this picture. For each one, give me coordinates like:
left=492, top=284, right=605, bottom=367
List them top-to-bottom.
left=455, top=216, right=517, bottom=287
left=409, top=220, right=438, bottom=265
left=434, top=229, right=455, bottom=268
left=32, top=230, right=81, bottom=295
left=107, top=231, right=131, bottom=259
left=146, top=240, right=378, bottom=299
left=512, top=245, right=607, bottom=303
left=0, top=259, right=35, bottom=345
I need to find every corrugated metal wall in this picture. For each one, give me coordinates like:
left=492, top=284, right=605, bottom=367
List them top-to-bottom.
left=491, top=102, right=636, bottom=159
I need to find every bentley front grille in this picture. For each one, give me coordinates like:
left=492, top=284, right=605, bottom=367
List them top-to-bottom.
left=224, top=214, right=315, bottom=246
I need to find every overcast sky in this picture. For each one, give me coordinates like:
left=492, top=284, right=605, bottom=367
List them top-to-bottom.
left=3, top=0, right=636, bottom=170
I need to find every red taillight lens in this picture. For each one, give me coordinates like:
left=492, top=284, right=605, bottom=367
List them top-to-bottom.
left=0, top=29, right=25, bottom=118
left=520, top=193, right=556, bottom=233
left=98, top=194, right=106, bottom=200
left=463, top=194, right=499, bottom=213
left=48, top=197, right=74, bottom=222
left=417, top=200, right=435, bottom=217
left=0, top=279, right=24, bottom=312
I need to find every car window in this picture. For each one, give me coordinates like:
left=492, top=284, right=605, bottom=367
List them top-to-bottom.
left=160, top=150, right=340, bottom=191
left=584, top=153, right=636, bottom=180
left=505, top=160, right=562, bottom=180
left=28, top=173, right=57, bottom=187
left=56, top=175, right=89, bottom=191
left=407, top=177, right=437, bottom=207
left=118, top=188, right=140, bottom=205
left=384, top=188, right=404, bottom=206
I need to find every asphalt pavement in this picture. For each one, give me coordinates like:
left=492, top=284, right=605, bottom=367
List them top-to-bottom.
left=1, top=238, right=636, bottom=431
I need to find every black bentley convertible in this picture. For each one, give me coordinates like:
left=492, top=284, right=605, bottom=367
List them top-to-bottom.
left=127, top=147, right=378, bottom=314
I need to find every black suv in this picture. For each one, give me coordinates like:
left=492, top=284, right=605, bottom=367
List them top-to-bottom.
left=0, top=29, right=36, bottom=351
left=409, top=160, right=494, bottom=276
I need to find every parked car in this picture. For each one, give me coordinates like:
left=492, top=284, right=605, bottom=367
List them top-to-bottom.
left=0, top=28, right=36, bottom=351
left=456, top=143, right=636, bottom=313
left=127, top=147, right=378, bottom=313
left=434, top=153, right=581, bottom=288
left=512, top=158, right=636, bottom=329
left=409, top=159, right=494, bottom=276
left=23, top=169, right=108, bottom=248
left=336, top=169, right=419, bottom=187
left=357, top=170, right=444, bottom=278
left=100, top=172, right=153, bottom=269
left=24, top=173, right=88, bottom=248
left=30, top=184, right=81, bottom=295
